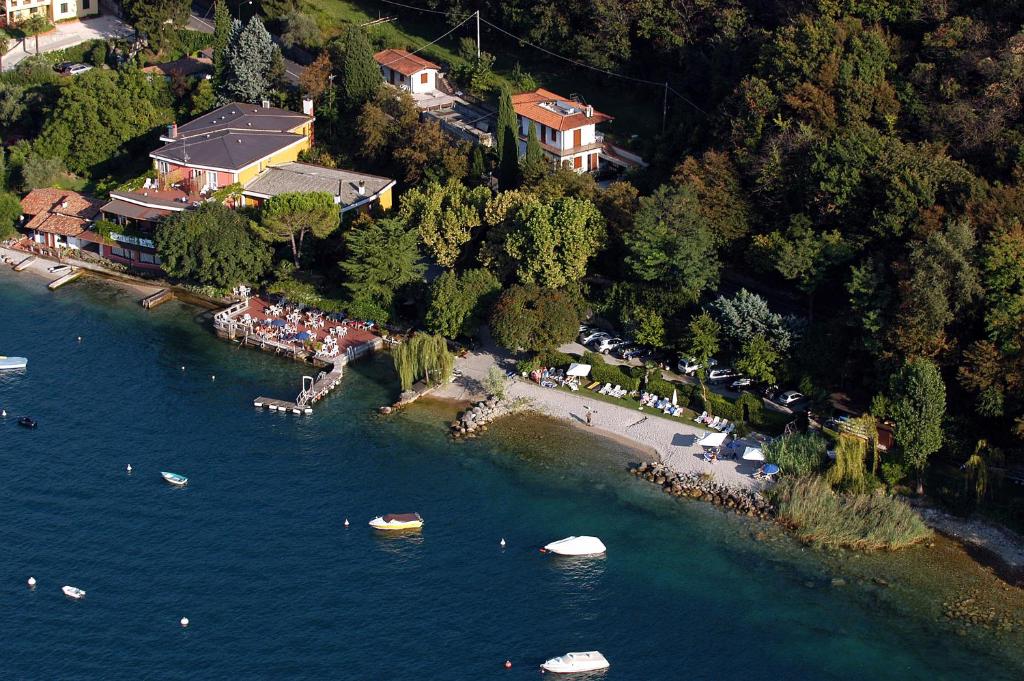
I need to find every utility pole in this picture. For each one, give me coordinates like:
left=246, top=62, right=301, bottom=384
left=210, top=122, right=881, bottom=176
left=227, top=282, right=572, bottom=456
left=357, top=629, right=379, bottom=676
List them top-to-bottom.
left=476, top=11, right=481, bottom=59
left=662, top=81, right=668, bottom=133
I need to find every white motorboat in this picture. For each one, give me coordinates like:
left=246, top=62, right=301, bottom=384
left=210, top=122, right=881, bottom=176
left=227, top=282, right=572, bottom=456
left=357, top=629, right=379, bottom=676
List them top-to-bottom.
left=47, top=264, right=72, bottom=275
left=0, top=356, right=28, bottom=370
left=161, top=471, right=188, bottom=486
left=368, top=513, right=423, bottom=531
left=542, top=536, right=607, bottom=556
left=62, top=585, right=86, bottom=600
left=541, top=651, right=610, bottom=674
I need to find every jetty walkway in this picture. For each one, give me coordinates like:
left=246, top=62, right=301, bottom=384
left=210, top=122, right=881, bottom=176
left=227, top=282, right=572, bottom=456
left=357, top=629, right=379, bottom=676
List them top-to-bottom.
left=214, top=297, right=384, bottom=415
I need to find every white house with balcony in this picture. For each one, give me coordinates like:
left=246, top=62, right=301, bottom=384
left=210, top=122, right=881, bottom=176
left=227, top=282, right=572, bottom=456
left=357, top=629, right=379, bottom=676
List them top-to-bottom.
left=1, top=0, right=98, bottom=25
left=373, top=49, right=440, bottom=95
left=511, top=88, right=614, bottom=173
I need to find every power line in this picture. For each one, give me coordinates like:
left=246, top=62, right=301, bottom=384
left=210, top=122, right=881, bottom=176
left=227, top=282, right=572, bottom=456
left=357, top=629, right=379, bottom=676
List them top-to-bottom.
left=374, top=0, right=465, bottom=17
left=376, top=12, right=475, bottom=69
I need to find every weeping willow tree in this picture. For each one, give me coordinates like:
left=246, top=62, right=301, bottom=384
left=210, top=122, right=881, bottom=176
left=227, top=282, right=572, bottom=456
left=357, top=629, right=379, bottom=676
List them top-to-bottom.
left=393, top=333, right=454, bottom=392
left=826, top=434, right=869, bottom=494
left=964, top=439, right=1004, bottom=503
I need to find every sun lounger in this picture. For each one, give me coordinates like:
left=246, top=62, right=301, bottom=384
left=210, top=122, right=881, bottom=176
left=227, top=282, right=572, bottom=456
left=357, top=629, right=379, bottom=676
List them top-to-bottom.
left=586, top=381, right=601, bottom=390
left=599, top=383, right=612, bottom=395
left=611, top=384, right=624, bottom=397
left=693, top=411, right=707, bottom=423
left=707, top=416, right=722, bottom=430
left=713, top=418, right=729, bottom=431
left=723, top=422, right=735, bottom=434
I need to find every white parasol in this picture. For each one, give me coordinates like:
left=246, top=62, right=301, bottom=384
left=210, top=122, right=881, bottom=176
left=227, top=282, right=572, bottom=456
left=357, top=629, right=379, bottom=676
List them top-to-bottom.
left=741, top=447, right=765, bottom=461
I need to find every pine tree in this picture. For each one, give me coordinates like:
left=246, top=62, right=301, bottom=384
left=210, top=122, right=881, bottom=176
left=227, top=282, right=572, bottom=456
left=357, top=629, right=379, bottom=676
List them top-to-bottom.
left=218, top=17, right=278, bottom=104
left=339, top=26, right=380, bottom=111
left=496, top=85, right=520, bottom=189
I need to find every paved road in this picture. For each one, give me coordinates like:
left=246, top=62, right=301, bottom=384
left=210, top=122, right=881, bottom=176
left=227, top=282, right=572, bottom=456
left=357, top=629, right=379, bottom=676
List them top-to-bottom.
left=2, top=15, right=134, bottom=71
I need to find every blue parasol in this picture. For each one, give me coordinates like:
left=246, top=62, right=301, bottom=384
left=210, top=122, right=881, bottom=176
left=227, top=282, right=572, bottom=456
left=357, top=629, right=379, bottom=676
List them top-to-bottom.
left=270, top=319, right=286, bottom=328
left=295, top=331, right=312, bottom=340
left=763, top=463, right=780, bottom=475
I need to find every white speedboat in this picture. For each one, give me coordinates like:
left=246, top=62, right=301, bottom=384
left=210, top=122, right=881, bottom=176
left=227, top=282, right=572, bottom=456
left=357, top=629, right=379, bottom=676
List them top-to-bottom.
left=0, top=356, right=27, bottom=370
left=161, top=471, right=188, bottom=486
left=369, top=513, right=423, bottom=531
left=542, top=536, right=607, bottom=556
left=62, top=585, right=86, bottom=600
left=541, top=651, right=610, bottom=674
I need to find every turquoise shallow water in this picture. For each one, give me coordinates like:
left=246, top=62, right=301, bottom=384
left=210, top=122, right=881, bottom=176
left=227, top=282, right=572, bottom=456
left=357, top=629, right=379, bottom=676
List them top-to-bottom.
left=0, top=270, right=1021, bottom=680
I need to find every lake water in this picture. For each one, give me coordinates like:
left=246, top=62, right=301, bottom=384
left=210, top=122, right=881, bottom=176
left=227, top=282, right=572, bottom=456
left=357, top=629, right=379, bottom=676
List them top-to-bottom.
left=0, top=270, right=1021, bottom=680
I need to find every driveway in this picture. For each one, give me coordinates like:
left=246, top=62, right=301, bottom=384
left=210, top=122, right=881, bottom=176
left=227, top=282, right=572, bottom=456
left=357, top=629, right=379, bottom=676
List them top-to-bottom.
left=3, top=15, right=135, bottom=71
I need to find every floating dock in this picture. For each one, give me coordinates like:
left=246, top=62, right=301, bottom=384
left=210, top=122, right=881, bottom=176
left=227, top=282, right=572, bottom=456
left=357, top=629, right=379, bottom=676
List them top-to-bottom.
left=13, top=255, right=36, bottom=271
left=48, top=270, right=82, bottom=290
left=141, top=288, right=175, bottom=309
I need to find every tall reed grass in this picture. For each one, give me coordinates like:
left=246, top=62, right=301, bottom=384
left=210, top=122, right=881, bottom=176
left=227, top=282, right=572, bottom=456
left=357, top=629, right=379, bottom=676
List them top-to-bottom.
left=771, top=476, right=931, bottom=550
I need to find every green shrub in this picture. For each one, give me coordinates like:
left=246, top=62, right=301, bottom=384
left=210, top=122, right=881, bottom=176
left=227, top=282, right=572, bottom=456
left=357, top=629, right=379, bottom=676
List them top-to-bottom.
left=174, top=29, right=214, bottom=57
left=536, top=349, right=576, bottom=369
left=583, top=350, right=640, bottom=391
left=516, top=357, right=540, bottom=374
left=646, top=374, right=682, bottom=404
left=736, top=391, right=763, bottom=423
left=763, top=432, right=827, bottom=477
left=881, top=461, right=907, bottom=488
left=771, top=476, right=931, bottom=551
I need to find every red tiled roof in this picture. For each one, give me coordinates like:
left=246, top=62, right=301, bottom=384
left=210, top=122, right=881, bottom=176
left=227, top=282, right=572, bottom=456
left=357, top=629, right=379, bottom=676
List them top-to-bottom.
left=373, top=49, right=439, bottom=77
left=511, top=88, right=612, bottom=132
left=20, top=189, right=103, bottom=236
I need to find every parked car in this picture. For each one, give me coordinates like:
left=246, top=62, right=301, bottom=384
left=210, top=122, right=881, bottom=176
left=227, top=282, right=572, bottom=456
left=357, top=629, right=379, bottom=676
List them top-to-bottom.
left=57, top=63, right=93, bottom=76
left=579, top=329, right=609, bottom=345
left=593, top=336, right=628, bottom=354
left=612, top=343, right=637, bottom=359
left=677, top=357, right=718, bottom=375
left=708, top=368, right=739, bottom=384
left=729, top=377, right=756, bottom=391
left=761, top=384, right=780, bottom=400
left=776, top=390, right=805, bottom=406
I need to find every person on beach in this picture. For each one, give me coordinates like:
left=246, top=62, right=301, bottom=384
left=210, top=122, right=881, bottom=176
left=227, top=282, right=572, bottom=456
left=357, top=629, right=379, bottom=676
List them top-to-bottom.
left=585, top=408, right=593, bottom=426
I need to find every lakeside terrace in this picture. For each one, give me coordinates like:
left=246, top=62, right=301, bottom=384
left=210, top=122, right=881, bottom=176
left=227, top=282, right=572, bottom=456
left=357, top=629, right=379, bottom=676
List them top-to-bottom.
left=214, top=296, right=386, bottom=413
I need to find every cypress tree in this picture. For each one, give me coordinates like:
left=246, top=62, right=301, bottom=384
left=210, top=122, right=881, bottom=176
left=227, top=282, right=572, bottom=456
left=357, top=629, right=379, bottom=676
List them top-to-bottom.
left=211, top=0, right=232, bottom=89
left=339, top=26, right=380, bottom=111
left=496, top=85, right=520, bottom=188
left=521, top=121, right=545, bottom=183
left=469, top=144, right=485, bottom=184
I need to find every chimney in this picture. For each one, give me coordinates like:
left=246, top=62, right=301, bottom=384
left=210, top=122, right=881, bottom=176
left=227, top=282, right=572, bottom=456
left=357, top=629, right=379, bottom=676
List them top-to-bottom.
left=302, top=98, right=314, bottom=116
left=261, top=99, right=271, bottom=109
left=585, top=105, right=593, bottom=118
left=167, top=122, right=177, bottom=138
left=357, top=180, right=365, bottom=196
left=61, top=200, right=69, bottom=209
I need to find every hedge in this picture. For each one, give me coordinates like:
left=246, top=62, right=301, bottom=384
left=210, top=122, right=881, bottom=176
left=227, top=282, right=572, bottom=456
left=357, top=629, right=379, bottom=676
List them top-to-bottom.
left=583, top=351, right=640, bottom=391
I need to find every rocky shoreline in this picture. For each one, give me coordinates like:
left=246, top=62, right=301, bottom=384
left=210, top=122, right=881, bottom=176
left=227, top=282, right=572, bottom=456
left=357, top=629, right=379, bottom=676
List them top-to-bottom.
left=450, top=395, right=511, bottom=438
left=629, top=461, right=774, bottom=519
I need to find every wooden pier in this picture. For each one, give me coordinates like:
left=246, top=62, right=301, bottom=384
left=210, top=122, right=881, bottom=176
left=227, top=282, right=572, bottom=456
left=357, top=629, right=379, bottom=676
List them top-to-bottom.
left=13, top=255, right=36, bottom=271
left=48, top=269, right=82, bottom=290
left=141, top=288, right=175, bottom=309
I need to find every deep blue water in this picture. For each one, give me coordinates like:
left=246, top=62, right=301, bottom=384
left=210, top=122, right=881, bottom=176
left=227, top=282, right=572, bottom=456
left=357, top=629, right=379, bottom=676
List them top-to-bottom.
left=0, top=270, right=1021, bottom=680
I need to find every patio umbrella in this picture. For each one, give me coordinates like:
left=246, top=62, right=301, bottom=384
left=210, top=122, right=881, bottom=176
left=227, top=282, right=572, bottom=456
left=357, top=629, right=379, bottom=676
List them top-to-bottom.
left=270, top=319, right=286, bottom=328
left=295, top=331, right=312, bottom=340
left=671, top=388, right=678, bottom=406
left=696, top=431, right=728, bottom=448
left=741, top=447, right=765, bottom=461
left=763, top=464, right=780, bottom=476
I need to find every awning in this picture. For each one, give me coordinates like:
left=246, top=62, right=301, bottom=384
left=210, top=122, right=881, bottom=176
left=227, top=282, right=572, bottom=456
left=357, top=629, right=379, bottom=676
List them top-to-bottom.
left=100, top=199, right=173, bottom=222
left=566, top=363, right=591, bottom=377
left=697, top=432, right=728, bottom=447
left=741, top=447, right=765, bottom=461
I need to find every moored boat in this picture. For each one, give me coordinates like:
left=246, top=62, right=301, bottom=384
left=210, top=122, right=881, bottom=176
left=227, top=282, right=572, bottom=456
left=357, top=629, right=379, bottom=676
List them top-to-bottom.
left=0, top=356, right=28, bottom=370
left=17, top=416, right=37, bottom=429
left=161, top=471, right=188, bottom=486
left=368, top=513, right=423, bottom=530
left=541, top=536, right=607, bottom=556
left=62, top=585, right=86, bottom=600
left=541, top=651, right=610, bottom=674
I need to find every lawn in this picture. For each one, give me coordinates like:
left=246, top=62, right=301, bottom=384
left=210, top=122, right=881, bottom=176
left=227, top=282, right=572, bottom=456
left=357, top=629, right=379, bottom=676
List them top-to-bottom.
left=300, top=0, right=664, bottom=143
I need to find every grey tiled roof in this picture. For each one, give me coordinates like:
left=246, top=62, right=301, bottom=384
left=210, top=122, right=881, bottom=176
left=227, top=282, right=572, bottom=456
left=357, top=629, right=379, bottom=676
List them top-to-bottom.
left=173, top=102, right=311, bottom=138
left=152, top=131, right=306, bottom=171
left=243, top=163, right=395, bottom=208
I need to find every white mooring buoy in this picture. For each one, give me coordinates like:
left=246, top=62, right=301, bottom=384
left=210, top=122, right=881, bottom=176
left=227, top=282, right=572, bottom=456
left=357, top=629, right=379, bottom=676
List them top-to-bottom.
left=77, top=336, right=82, bottom=343
left=181, top=366, right=185, bottom=371
left=211, top=375, right=216, bottom=381
left=1, top=409, right=6, bottom=417
left=126, top=464, right=133, bottom=474
left=344, top=518, right=350, bottom=528
left=500, top=538, right=506, bottom=548
left=27, top=576, right=36, bottom=588
left=180, top=616, right=190, bottom=628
